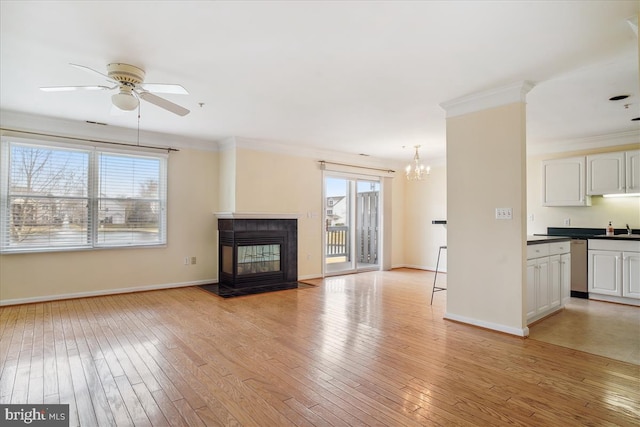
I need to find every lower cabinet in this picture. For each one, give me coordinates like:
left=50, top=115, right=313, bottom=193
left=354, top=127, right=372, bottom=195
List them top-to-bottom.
left=588, top=239, right=640, bottom=303
left=527, top=241, right=570, bottom=324
left=589, top=250, right=621, bottom=296
left=623, top=252, right=640, bottom=299
left=560, top=253, right=571, bottom=305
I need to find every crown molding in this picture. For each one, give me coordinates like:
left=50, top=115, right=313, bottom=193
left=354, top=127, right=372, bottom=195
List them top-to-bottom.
left=440, top=81, right=535, bottom=118
left=0, top=109, right=218, bottom=152
left=527, top=130, right=640, bottom=155
left=230, top=136, right=402, bottom=172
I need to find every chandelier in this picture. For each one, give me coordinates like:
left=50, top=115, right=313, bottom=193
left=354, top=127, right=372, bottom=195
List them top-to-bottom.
left=405, top=145, right=430, bottom=181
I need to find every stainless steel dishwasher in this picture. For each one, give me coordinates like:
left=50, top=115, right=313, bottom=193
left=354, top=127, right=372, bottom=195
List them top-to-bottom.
left=570, top=238, right=588, bottom=298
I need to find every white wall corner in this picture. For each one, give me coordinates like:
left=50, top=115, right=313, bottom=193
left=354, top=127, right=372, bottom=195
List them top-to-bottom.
left=439, top=81, right=535, bottom=118
left=218, top=136, right=238, bottom=151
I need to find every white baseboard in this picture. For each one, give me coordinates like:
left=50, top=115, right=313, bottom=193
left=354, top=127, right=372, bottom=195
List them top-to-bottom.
left=393, top=263, right=446, bottom=273
left=298, top=274, right=322, bottom=281
left=0, top=278, right=217, bottom=307
left=588, top=294, right=640, bottom=306
left=444, top=311, right=529, bottom=337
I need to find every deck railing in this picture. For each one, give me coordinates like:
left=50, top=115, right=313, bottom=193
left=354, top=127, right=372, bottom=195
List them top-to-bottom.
left=326, top=226, right=348, bottom=258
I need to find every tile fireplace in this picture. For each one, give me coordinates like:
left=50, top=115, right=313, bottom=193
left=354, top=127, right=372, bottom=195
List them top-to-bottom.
left=215, top=217, right=298, bottom=295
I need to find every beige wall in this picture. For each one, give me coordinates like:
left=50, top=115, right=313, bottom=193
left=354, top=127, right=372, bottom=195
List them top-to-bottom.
left=446, top=102, right=527, bottom=335
left=8, top=115, right=634, bottom=309
left=1, top=135, right=406, bottom=303
left=527, top=143, right=640, bottom=235
left=0, top=148, right=219, bottom=303
left=232, top=148, right=404, bottom=277
left=233, top=148, right=324, bottom=278
left=402, top=164, right=447, bottom=271
left=389, top=175, right=405, bottom=269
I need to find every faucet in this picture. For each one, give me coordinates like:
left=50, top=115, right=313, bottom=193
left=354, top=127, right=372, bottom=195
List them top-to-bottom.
left=627, top=224, right=632, bottom=235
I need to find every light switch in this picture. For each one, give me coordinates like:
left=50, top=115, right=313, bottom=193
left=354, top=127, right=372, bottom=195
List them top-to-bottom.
left=495, top=208, right=513, bottom=220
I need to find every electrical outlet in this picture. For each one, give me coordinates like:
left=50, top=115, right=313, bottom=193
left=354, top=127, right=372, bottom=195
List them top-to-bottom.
left=528, top=214, right=534, bottom=221
left=564, top=218, right=571, bottom=226
left=191, top=256, right=197, bottom=265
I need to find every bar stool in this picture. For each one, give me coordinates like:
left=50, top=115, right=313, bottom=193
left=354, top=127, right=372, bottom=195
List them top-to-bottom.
left=430, top=245, right=447, bottom=305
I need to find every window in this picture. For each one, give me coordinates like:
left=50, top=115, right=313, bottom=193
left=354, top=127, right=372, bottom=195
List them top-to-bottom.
left=0, top=137, right=167, bottom=253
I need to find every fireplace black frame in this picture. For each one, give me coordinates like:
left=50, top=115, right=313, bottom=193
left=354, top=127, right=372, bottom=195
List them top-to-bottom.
left=218, top=218, right=298, bottom=289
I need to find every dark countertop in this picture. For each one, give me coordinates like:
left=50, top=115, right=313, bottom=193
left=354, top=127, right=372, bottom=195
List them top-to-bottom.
left=540, top=227, right=640, bottom=241
left=589, top=235, right=640, bottom=241
left=527, top=236, right=571, bottom=245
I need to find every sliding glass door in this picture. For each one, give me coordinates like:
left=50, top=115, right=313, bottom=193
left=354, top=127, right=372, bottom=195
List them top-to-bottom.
left=324, top=174, right=380, bottom=275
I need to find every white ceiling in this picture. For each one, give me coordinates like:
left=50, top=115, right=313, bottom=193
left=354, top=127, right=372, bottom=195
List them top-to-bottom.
left=1, top=1, right=638, bottom=163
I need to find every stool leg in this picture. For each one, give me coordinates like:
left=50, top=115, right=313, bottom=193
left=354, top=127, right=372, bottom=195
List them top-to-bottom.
left=430, top=246, right=443, bottom=305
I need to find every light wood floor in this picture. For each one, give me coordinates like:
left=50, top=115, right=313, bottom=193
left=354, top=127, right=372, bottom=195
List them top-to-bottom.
left=1, top=268, right=638, bottom=426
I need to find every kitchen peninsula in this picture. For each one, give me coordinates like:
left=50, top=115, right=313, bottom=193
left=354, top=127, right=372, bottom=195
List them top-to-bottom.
left=527, top=227, right=640, bottom=312
left=526, top=236, right=572, bottom=324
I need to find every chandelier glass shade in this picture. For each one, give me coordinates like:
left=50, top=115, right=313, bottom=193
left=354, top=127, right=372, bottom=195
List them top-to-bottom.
left=405, top=145, right=430, bottom=180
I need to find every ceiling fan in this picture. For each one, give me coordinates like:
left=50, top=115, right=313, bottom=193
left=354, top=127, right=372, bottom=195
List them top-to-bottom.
left=40, top=63, right=190, bottom=116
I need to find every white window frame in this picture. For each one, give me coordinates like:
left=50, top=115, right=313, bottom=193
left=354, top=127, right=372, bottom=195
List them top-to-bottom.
left=0, top=136, right=168, bottom=253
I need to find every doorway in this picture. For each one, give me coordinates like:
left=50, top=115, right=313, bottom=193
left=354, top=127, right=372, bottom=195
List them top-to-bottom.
left=324, top=174, right=381, bottom=275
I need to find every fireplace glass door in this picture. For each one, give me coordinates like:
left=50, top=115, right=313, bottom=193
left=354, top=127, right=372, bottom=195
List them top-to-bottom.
left=324, top=175, right=380, bottom=275
left=237, top=244, right=281, bottom=275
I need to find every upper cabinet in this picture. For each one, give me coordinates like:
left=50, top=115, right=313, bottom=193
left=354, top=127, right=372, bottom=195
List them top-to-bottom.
left=587, top=150, right=640, bottom=195
left=626, top=150, right=640, bottom=193
left=542, top=156, right=591, bottom=206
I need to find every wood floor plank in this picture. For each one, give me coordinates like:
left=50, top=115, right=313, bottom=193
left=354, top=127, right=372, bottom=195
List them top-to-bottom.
left=0, top=269, right=637, bottom=426
left=51, top=301, right=79, bottom=427
left=79, top=354, right=116, bottom=427
left=94, top=358, right=134, bottom=426
left=113, top=374, right=152, bottom=426
left=132, top=382, right=170, bottom=426
left=150, top=388, right=189, bottom=427
left=172, top=399, right=207, bottom=427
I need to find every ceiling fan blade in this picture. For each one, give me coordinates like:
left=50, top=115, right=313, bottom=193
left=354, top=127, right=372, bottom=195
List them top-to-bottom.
left=69, top=63, right=117, bottom=84
left=138, top=83, right=188, bottom=95
left=40, top=85, right=114, bottom=92
left=138, top=91, right=190, bottom=116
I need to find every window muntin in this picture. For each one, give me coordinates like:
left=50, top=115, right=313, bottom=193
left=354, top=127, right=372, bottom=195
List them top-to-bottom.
left=1, top=138, right=167, bottom=253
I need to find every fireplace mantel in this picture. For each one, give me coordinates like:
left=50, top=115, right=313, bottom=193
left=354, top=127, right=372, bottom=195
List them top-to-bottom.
left=214, top=212, right=301, bottom=220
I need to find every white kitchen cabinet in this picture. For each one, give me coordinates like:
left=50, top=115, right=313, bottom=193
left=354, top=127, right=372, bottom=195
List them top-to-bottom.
left=626, top=149, right=640, bottom=193
left=586, top=150, right=640, bottom=195
left=542, top=157, right=591, bottom=206
left=588, top=239, right=640, bottom=304
left=526, top=240, right=570, bottom=324
left=588, top=250, right=622, bottom=296
left=622, top=251, right=640, bottom=299
left=560, top=252, right=571, bottom=305
left=549, top=255, right=561, bottom=309
left=527, top=256, right=550, bottom=320
left=526, top=259, right=538, bottom=319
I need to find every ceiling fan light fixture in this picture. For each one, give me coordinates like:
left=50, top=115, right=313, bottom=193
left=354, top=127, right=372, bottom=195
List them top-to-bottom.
left=111, top=91, right=138, bottom=111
